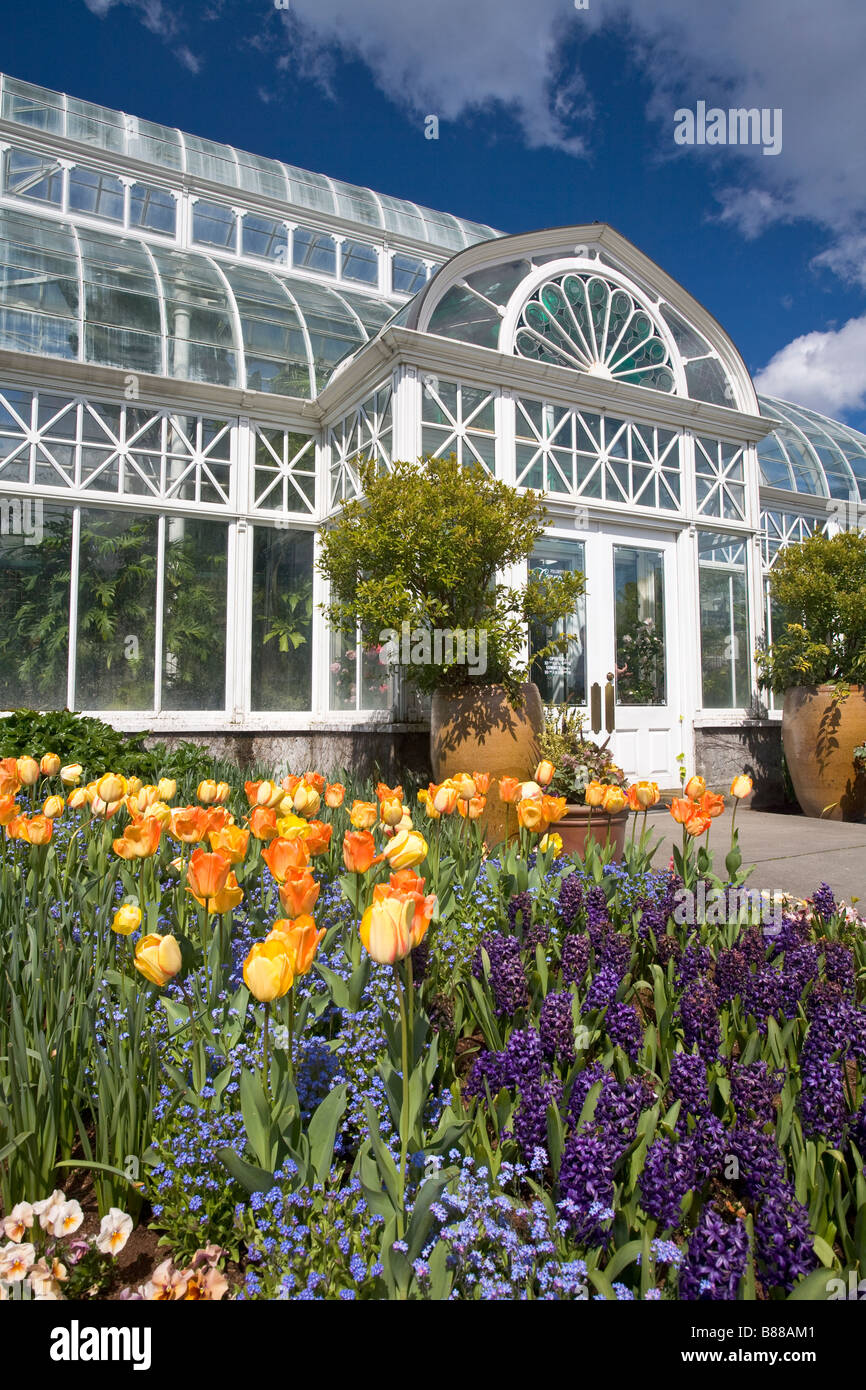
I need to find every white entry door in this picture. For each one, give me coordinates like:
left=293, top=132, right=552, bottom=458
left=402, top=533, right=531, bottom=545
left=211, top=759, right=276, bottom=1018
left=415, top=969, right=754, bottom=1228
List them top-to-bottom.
left=531, top=525, right=684, bottom=787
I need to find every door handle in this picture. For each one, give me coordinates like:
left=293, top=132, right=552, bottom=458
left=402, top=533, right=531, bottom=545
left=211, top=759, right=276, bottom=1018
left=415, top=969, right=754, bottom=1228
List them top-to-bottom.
left=604, top=673, right=615, bottom=733
left=590, top=682, right=602, bottom=734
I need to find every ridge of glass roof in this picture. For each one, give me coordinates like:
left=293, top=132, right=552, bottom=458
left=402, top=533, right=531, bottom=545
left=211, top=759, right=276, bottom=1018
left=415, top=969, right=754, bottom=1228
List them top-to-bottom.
left=0, top=74, right=502, bottom=254
left=0, top=205, right=399, bottom=398
left=758, top=394, right=866, bottom=503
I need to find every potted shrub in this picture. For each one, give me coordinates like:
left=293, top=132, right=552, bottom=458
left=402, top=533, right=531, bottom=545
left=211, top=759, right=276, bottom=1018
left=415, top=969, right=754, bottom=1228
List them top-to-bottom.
left=317, top=454, right=584, bottom=840
left=756, top=530, right=866, bottom=820
left=537, top=704, right=630, bottom=856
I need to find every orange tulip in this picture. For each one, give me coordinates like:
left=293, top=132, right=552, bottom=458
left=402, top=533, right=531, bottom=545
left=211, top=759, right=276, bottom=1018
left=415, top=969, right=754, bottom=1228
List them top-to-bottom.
left=40, top=753, right=61, bottom=777
left=16, top=756, right=40, bottom=787
left=0, top=758, right=22, bottom=796
left=534, top=761, right=555, bottom=788
left=303, top=771, right=326, bottom=795
left=472, top=772, right=491, bottom=796
left=452, top=773, right=476, bottom=801
left=280, top=774, right=302, bottom=796
left=731, top=775, right=753, bottom=799
left=684, top=776, right=706, bottom=802
left=498, top=777, right=521, bottom=805
left=584, top=781, right=606, bottom=808
left=633, top=781, right=660, bottom=809
left=324, top=782, right=346, bottom=808
left=376, top=782, right=404, bottom=804
left=432, top=783, right=458, bottom=816
left=601, top=786, right=626, bottom=816
left=67, top=787, right=89, bottom=810
left=416, top=789, right=438, bottom=820
left=700, top=791, right=726, bottom=820
left=0, top=793, right=18, bottom=825
left=43, top=793, right=65, bottom=818
left=541, top=794, right=567, bottom=825
left=457, top=795, right=486, bottom=820
left=517, top=797, right=545, bottom=832
left=669, top=798, right=694, bottom=825
left=143, top=800, right=172, bottom=830
left=350, top=800, right=378, bottom=831
left=169, top=806, right=209, bottom=844
left=248, top=806, right=278, bottom=841
left=202, top=807, right=233, bottom=834
left=685, top=812, right=712, bottom=838
left=5, top=814, right=25, bottom=840
left=20, top=814, right=53, bottom=845
left=113, top=816, right=162, bottom=860
left=303, top=820, right=332, bottom=856
left=208, top=824, right=250, bottom=864
left=342, top=830, right=377, bottom=874
left=263, top=836, right=310, bottom=881
left=186, top=849, right=231, bottom=906
left=278, top=866, right=321, bottom=918
left=208, top=871, right=244, bottom=914
left=379, top=873, right=436, bottom=949
left=359, top=894, right=414, bottom=964
left=267, top=914, right=326, bottom=977
left=135, top=933, right=182, bottom=987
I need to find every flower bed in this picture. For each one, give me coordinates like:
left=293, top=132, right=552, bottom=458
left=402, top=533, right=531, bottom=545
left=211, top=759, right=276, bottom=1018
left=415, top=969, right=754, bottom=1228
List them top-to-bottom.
left=0, top=757, right=864, bottom=1302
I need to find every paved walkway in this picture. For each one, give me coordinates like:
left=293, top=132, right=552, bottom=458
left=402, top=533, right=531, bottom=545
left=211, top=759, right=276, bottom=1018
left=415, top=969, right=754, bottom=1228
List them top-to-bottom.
left=640, top=806, right=866, bottom=905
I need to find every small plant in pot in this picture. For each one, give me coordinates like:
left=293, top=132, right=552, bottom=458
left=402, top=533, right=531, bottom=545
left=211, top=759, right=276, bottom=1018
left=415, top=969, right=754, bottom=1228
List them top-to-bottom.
left=317, top=454, right=585, bottom=841
left=756, top=529, right=866, bottom=820
left=537, top=704, right=630, bottom=857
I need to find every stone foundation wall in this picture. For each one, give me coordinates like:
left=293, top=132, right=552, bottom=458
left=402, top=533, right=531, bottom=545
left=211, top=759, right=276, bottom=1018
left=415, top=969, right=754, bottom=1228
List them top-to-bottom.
left=694, top=721, right=788, bottom=808
left=143, top=726, right=432, bottom=782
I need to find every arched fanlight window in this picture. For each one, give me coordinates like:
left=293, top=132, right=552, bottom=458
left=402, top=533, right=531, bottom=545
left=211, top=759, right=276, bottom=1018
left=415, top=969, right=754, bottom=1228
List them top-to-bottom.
left=514, top=273, right=676, bottom=393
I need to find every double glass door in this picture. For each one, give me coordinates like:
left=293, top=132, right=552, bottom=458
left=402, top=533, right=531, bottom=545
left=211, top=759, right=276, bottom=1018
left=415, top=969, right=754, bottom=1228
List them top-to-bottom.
left=531, top=526, right=682, bottom=786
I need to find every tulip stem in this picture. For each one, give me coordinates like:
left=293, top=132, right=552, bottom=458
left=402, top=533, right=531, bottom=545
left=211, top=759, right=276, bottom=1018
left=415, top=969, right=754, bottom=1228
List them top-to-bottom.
left=393, top=962, right=410, bottom=1240
left=287, top=987, right=295, bottom=1082
left=263, top=1001, right=270, bottom=1098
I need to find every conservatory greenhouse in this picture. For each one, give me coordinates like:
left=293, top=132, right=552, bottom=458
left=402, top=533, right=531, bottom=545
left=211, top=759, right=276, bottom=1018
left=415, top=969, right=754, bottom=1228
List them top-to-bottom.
left=0, top=72, right=864, bottom=794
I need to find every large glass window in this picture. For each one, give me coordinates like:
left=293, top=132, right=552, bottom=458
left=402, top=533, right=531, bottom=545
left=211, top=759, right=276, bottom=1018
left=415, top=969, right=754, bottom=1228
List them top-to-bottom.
left=4, top=149, right=63, bottom=206
left=68, top=166, right=124, bottom=223
left=129, top=183, right=176, bottom=237
left=192, top=200, right=238, bottom=252
left=242, top=214, right=288, bottom=264
left=292, top=227, right=337, bottom=276
left=341, top=239, right=379, bottom=286
left=391, top=253, right=427, bottom=295
left=0, top=500, right=72, bottom=708
left=75, top=509, right=158, bottom=710
left=162, top=517, right=228, bottom=710
left=251, top=527, right=314, bottom=711
left=698, top=532, right=751, bottom=709
left=529, top=538, right=587, bottom=705
left=614, top=546, right=667, bottom=705
left=329, top=625, right=392, bottom=712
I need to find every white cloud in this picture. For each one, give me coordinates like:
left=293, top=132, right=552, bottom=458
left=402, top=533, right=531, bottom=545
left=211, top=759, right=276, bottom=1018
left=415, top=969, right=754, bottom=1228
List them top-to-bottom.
left=754, top=316, right=866, bottom=417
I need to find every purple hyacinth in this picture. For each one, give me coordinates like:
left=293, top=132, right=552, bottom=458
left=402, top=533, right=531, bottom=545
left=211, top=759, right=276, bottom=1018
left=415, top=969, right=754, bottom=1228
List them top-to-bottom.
left=556, top=873, right=584, bottom=929
left=812, top=882, right=837, bottom=919
left=585, top=886, right=610, bottom=941
left=507, top=889, right=533, bottom=936
left=638, top=902, right=667, bottom=943
left=735, top=925, right=768, bottom=966
left=472, top=932, right=529, bottom=1017
left=561, top=932, right=591, bottom=986
left=599, top=932, right=632, bottom=978
left=656, top=934, right=682, bottom=967
left=823, top=941, right=855, bottom=996
left=778, top=943, right=819, bottom=1017
left=676, top=944, right=712, bottom=989
left=715, top=948, right=749, bottom=1006
left=585, top=964, right=622, bottom=1012
left=742, top=966, right=784, bottom=1034
left=679, top=978, right=721, bottom=1062
left=803, top=982, right=848, bottom=1060
left=539, top=991, right=575, bottom=1066
left=605, top=1001, right=643, bottom=1061
left=669, top=1053, right=709, bottom=1119
left=799, top=1058, right=846, bottom=1147
left=729, top=1060, right=784, bottom=1129
left=849, top=1099, right=866, bottom=1160
left=690, top=1114, right=728, bottom=1179
left=730, top=1126, right=787, bottom=1200
left=557, top=1130, right=617, bottom=1246
left=639, top=1137, right=695, bottom=1230
left=754, top=1186, right=816, bottom=1293
left=679, top=1208, right=750, bottom=1300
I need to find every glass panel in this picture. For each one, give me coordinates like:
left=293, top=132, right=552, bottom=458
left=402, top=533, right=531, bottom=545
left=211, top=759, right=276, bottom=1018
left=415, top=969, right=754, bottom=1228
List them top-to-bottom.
left=4, top=148, right=62, bottom=205
left=68, top=166, right=124, bottom=222
left=129, top=183, right=176, bottom=236
left=192, top=200, right=238, bottom=251
left=242, top=214, right=288, bottom=264
left=293, top=227, right=337, bottom=276
left=341, top=239, right=379, bottom=285
left=391, top=253, right=427, bottom=295
left=0, top=500, right=72, bottom=707
left=76, top=509, right=157, bottom=709
left=161, top=517, right=227, bottom=710
left=251, top=527, right=314, bottom=710
left=698, top=533, right=750, bottom=709
left=529, top=539, right=587, bottom=705
left=614, top=546, right=666, bottom=705
left=329, top=624, right=392, bottom=711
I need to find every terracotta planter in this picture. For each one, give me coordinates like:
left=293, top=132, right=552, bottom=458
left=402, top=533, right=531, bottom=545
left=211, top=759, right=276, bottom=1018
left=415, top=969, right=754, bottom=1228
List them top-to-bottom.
left=430, top=681, right=544, bottom=846
left=782, top=684, right=866, bottom=821
left=556, top=804, right=630, bottom=860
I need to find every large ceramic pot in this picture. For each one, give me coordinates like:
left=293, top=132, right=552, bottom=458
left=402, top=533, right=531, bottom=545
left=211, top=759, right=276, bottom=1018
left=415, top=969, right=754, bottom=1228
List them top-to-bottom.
left=430, top=682, right=544, bottom=846
left=782, top=684, right=866, bottom=821
left=556, top=804, right=630, bottom=861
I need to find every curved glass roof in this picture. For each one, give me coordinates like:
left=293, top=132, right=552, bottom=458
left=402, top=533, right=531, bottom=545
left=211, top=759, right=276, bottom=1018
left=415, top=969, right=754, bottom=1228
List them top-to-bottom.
left=0, top=74, right=500, bottom=254
left=0, top=207, right=398, bottom=397
left=758, top=395, right=866, bottom=502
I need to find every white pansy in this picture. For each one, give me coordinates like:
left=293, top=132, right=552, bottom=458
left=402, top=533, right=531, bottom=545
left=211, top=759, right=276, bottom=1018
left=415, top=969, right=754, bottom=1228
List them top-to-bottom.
left=2, top=1202, right=34, bottom=1243
left=96, top=1208, right=133, bottom=1257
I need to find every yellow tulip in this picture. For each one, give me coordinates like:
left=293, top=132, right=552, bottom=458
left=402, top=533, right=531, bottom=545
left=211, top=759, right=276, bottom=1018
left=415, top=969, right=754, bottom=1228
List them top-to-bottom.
left=40, top=753, right=61, bottom=777
left=16, top=757, right=39, bottom=786
left=534, top=760, right=555, bottom=788
left=60, top=764, right=83, bottom=787
left=96, top=773, right=127, bottom=804
left=452, top=773, right=477, bottom=801
left=684, top=775, right=706, bottom=802
left=730, top=775, right=753, bottom=799
left=126, top=776, right=143, bottom=796
left=157, top=778, right=177, bottom=801
left=197, top=780, right=218, bottom=805
left=584, top=781, right=606, bottom=808
left=633, top=781, right=660, bottom=809
left=292, top=784, right=321, bottom=818
left=67, top=786, right=89, bottom=810
left=601, top=786, right=627, bottom=815
left=42, top=795, right=65, bottom=818
left=380, top=795, right=404, bottom=827
left=143, top=800, right=172, bottom=829
left=350, top=800, right=378, bottom=830
left=381, top=828, right=428, bottom=870
left=539, top=832, right=563, bottom=856
left=360, top=894, right=414, bottom=964
left=112, top=904, right=142, bottom=936
left=134, top=934, right=182, bottom=987
left=243, top=939, right=294, bottom=1002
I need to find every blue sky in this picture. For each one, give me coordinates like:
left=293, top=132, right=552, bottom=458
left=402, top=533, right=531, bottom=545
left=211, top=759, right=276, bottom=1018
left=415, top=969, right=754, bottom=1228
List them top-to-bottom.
left=6, top=0, right=866, bottom=430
